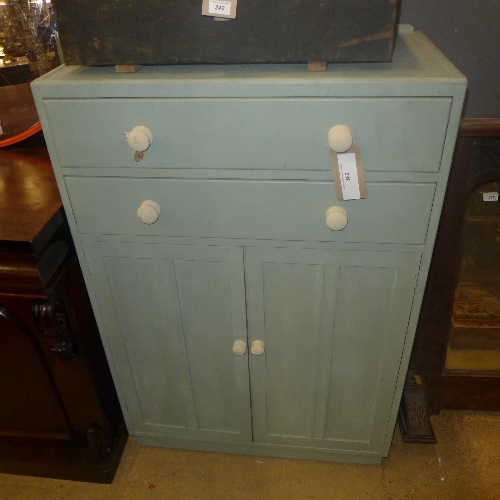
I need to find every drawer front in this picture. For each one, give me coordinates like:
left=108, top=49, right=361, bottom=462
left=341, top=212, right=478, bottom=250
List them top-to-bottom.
left=46, top=98, right=451, bottom=173
left=65, top=177, right=436, bottom=245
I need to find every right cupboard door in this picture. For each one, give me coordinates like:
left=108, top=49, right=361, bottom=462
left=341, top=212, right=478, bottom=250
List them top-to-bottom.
left=244, top=247, right=421, bottom=454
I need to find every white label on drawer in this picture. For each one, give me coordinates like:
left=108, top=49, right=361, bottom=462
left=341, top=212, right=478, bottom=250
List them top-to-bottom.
left=203, top=0, right=236, bottom=18
left=330, top=144, right=367, bottom=201
left=337, top=153, right=361, bottom=200
left=483, top=192, right=499, bottom=202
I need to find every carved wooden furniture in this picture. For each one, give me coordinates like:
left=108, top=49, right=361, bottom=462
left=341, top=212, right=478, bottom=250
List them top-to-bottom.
left=32, top=31, right=466, bottom=464
left=399, top=119, right=500, bottom=443
left=0, top=138, right=127, bottom=482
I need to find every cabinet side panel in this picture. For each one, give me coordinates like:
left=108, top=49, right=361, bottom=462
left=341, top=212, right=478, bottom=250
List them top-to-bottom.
left=325, top=266, right=397, bottom=442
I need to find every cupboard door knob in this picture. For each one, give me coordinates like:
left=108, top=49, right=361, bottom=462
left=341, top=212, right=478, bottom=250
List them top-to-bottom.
left=327, top=125, right=353, bottom=153
left=126, top=126, right=153, bottom=152
left=137, top=200, right=161, bottom=224
left=326, top=206, right=348, bottom=231
left=232, top=340, right=247, bottom=356
left=251, top=340, right=265, bottom=356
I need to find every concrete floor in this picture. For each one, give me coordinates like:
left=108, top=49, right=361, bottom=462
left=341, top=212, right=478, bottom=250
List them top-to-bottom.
left=1, top=410, right=500, bottom=500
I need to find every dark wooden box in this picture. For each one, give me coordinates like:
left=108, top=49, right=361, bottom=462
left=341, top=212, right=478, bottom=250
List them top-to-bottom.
left=53, top=0, right=400, bottom=66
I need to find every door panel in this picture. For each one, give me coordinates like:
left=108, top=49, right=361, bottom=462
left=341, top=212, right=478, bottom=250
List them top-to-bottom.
left=83, top=241, right=251, bottom=444
left=245, top=247, right=421, bottom=452
left=258, top=262, right=327, bottom=439
left=324, top=266, right=402, bottom=442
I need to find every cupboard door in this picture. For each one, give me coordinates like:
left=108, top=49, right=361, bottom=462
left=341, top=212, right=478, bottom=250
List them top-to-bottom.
left=83, top=241, right=251, bottom=445
left=245, top=247, right=421, bottom=452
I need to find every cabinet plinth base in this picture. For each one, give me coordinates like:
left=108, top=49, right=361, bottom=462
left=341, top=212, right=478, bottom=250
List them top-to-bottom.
left=135, top=435, right=383, bottom=465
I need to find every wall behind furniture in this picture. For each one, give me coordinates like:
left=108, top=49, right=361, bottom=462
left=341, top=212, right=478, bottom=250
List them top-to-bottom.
left=400, top=0, right=500, bottom=117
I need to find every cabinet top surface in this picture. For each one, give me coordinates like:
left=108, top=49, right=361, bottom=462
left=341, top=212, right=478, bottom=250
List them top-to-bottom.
left=32, top=32, right=466, bottom=99
left=0, top=148, right=63, bottom=249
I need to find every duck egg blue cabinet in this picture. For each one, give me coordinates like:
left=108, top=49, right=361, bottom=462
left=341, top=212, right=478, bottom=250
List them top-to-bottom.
left=32, top=30, right=466, bottom=464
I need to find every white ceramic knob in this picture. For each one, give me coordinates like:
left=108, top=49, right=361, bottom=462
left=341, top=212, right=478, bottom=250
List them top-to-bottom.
left=327, top=125, right=353, bottom=153
left=126, top=126, right=153, bottom=152
left=137, top=200, right=160, bottom=225
left=326, top=206, right=348, bottom=231
left=232, top=340, right=247, bottom=356
left=251, top=340, right=265, bottom=356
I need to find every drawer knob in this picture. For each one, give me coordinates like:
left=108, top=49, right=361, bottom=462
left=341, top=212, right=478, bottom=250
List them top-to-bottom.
left=327, top=125, right=353, bottom=153
left=126, top=126, right=153, bottom=152
left=137, top=200, right=161, bottom=224
left=326, top=206, right=348, bottom=231
left=232, top=340, right=247, bottom=356
left=251, top=340, right=265, bottom=356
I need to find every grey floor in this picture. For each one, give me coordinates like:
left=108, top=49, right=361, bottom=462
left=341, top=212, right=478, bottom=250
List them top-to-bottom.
left=1, top=410, right=500, bottom=499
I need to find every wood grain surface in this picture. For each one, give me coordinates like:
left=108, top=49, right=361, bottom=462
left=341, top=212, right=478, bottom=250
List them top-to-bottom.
left=52, top=0, right=399, bottom=65
left=0, top=83, right=39, bottom=139
left=0, top=147, right=63, bottom=247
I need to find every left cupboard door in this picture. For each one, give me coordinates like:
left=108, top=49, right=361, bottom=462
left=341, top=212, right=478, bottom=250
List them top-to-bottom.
left=83, top=241, right=252, bottom=445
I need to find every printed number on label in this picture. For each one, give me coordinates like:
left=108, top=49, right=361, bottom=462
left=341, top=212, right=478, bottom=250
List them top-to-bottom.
left=209, top=0, right=231, bottom=15
left=337, top=152, right=361, bottom=200
left=483, top=192, right=499, bottom=202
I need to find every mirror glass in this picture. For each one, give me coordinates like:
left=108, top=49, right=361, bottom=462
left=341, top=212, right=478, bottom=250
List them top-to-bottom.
left=0, top=0, right=60, bottom=146
left=445, top=181, right=500, bottom=372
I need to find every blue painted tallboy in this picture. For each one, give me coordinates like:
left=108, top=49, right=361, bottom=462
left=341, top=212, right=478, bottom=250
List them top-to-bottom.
left=32, top=30, right=466, bottom=464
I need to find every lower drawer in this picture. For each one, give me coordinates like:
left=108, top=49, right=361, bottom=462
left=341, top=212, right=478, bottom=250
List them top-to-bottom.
left=65, top=177, right=436, bottom=245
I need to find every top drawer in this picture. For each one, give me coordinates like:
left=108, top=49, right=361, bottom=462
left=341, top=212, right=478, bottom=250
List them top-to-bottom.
left=44, top=97, right=451, bottom=173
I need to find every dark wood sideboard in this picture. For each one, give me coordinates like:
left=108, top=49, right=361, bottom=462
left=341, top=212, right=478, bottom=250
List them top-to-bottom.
left=0, top=134, right=127, bottom=482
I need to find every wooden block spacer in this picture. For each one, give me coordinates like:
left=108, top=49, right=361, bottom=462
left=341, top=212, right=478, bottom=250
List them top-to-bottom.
left=308, top=61, right=328, bottom=72
left=115, top=64, right=144, bottom=73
